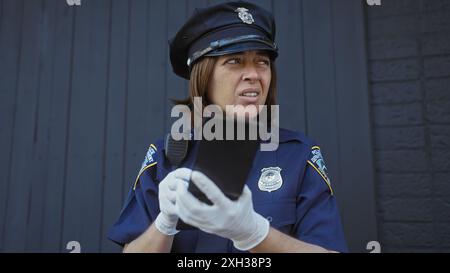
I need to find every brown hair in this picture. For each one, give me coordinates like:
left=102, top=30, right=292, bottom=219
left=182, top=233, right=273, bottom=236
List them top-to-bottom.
left=174, top=55, right=278, bottom=109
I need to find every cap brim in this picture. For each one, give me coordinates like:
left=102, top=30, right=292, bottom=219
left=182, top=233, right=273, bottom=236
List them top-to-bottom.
left=187, top=25, right=277, bottom=63
left=204, top=41, right=278, bottom=58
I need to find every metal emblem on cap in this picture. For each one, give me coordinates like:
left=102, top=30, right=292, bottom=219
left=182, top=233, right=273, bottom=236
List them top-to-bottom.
left=235, top=7, right=254, bottom=24
left=258, top=167, right=283, bottom=192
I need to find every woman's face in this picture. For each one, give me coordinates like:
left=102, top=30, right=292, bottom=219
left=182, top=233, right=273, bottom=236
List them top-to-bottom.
left=207, top=50, right=271, bottom=118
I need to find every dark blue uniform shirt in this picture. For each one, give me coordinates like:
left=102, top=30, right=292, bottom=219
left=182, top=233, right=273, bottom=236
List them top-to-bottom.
left=108, top=128, right=348, bottom=252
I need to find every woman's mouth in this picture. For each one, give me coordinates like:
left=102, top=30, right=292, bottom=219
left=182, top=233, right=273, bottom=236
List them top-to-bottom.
left=237, top=89, right=261, bottom=104
left=239, top=91, right=259, bottom=97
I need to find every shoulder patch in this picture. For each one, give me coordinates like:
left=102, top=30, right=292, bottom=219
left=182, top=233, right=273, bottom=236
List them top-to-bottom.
left=133, top=144, right=158, bottom=190
left=141, top=144, right=157, bottom=169
left=307, top=146, right=333, bottom=195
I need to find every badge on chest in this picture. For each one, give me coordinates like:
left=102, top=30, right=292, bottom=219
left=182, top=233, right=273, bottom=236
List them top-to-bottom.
left=258, top=167, right=283, bottom=192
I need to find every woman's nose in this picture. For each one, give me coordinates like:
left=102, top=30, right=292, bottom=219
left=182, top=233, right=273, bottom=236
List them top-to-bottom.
left=242, top=65, right=260, bottom=82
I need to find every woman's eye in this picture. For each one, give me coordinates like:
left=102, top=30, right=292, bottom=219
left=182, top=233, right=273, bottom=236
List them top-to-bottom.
left=226, top=58, right=240, bottom=65
left=258, top=59, right=270, bottom=66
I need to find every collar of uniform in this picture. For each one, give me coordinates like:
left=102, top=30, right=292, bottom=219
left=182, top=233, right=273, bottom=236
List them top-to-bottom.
left=258, top=128, right=306, bottom=144
left=279, top=128, right=306, bottom=143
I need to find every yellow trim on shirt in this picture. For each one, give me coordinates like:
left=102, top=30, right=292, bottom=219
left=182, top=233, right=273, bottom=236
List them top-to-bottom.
left=150, top=144, right=157, bottom=151
left=307, top=160, right=334, bottom=195
left=133, top=162, right=157, bottom=190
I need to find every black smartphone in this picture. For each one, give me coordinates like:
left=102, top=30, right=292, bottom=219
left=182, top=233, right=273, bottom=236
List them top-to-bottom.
left=176, top=119, right=260, bottom=230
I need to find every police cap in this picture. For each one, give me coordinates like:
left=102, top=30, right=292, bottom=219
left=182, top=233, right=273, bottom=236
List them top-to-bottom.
left=169, top=1, right=278, bottom=79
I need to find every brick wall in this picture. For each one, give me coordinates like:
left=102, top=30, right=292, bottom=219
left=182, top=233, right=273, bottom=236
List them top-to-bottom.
left=366, top=0, right=450, bottom=252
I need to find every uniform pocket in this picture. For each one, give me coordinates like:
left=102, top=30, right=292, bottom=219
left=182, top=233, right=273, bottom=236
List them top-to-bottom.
left=254, top=199, right=297, bottom=228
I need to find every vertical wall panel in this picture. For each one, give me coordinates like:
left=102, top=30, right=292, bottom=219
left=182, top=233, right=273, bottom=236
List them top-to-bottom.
left=0, top=0, right=24, bottom=252
left=0, top=0, right=3, bottom=32
left=3, top=0, right=42, bottom=252
left=25, top=0, right=57, bottom=252
left=41, top=0, right=75, bottom=252
left=61, top=0, right=110, bottom=252
left=100, top=0, right=129, bottom=253
left=145, top=0, right=168, bottom=144
left=273, top=0, right=306, bottom=131
left=332, top=0, right=377, bottom=252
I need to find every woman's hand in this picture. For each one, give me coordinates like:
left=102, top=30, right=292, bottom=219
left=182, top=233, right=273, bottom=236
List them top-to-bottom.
left=154, top=168, right=191, bottom=236
left=175, top=171, right=270, bottom=250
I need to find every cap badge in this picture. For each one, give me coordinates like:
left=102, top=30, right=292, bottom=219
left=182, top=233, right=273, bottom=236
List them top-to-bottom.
left=235, top=7, right=254, bottom=25
left=258, top=167, right=283, bottom=192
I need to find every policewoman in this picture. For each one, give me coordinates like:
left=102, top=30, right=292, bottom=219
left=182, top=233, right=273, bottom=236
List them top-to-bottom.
left=108, top=1, right=347, bottom=253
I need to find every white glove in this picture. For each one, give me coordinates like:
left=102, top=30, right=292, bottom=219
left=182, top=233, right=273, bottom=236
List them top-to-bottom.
left=154, top=168, right=191, bottom=236
left=175, top=170, right=270, bottom=251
